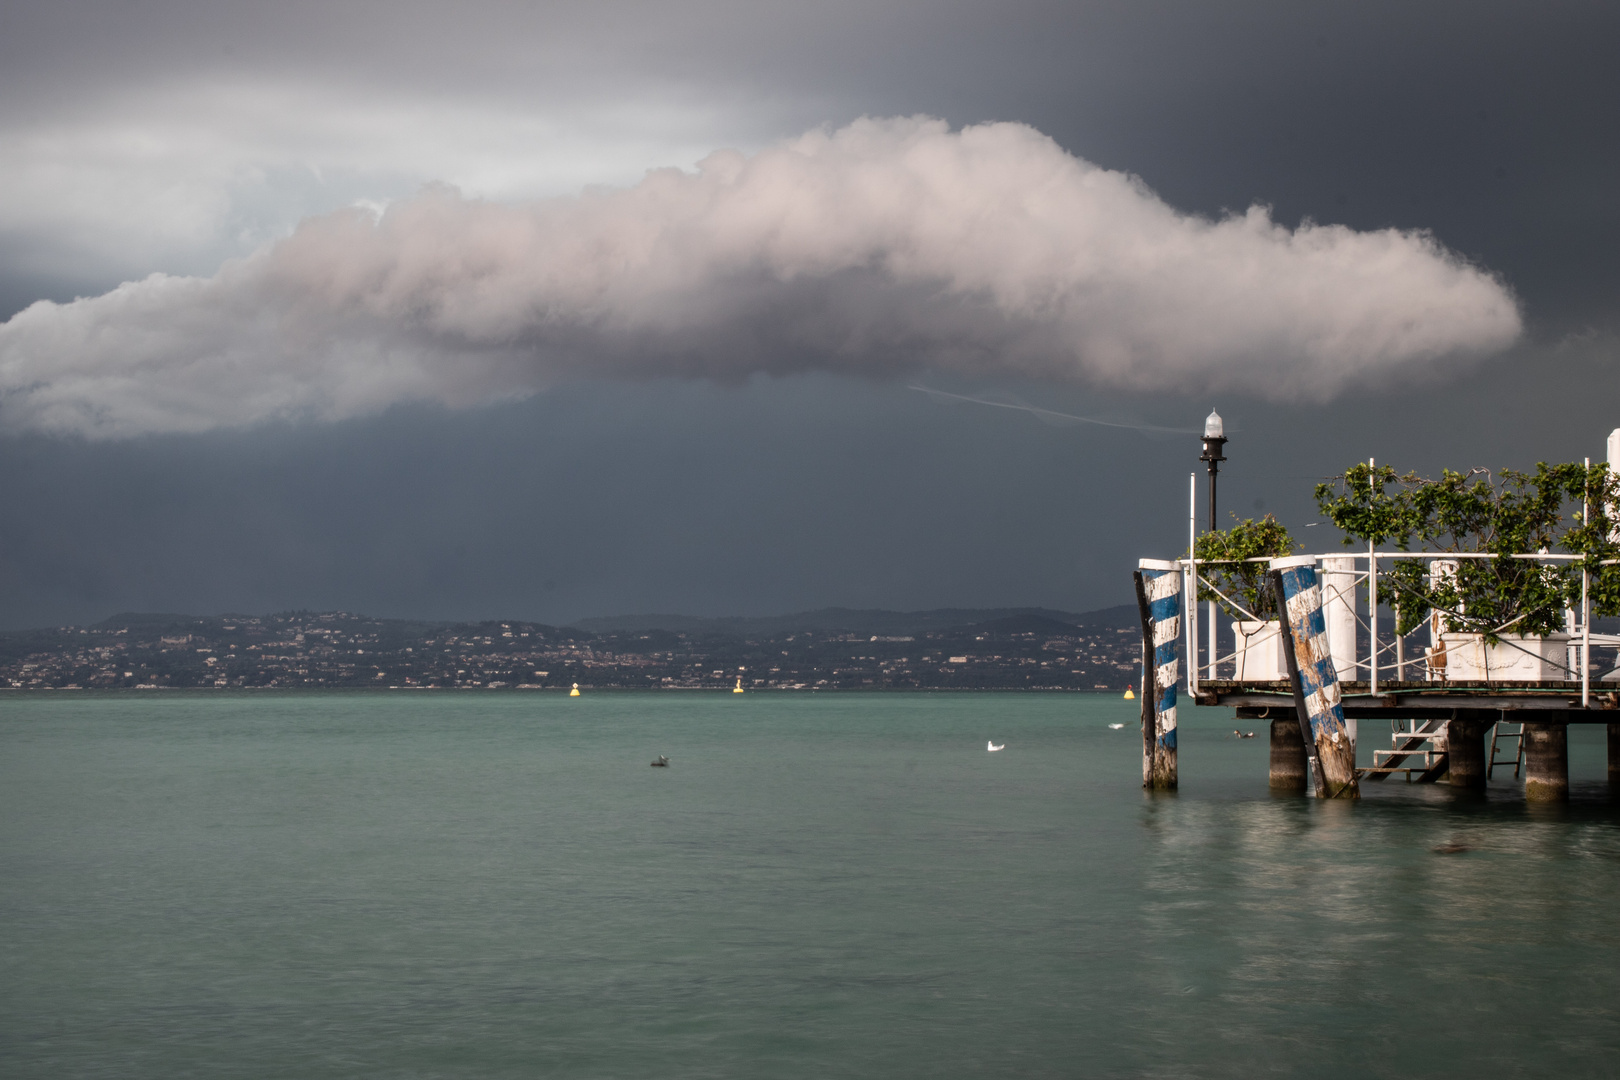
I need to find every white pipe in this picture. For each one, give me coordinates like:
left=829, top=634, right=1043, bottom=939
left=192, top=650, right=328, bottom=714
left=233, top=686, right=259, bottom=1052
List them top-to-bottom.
left=1369, top=457, right=1377, bottom=696
left=1188, top=472, right=1198, bottom=695
left=1203, top=551, right=1585, bottom=563
left=1583, top=567, right=1591, bottom=704
left=1208, top=603, right=1217, bottom=681
left=1395, top=604, right=1404, bottom=683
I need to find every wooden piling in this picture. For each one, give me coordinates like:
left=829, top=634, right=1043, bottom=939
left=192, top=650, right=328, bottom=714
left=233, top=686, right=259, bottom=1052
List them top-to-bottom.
left=1134, top=563, right=1179, bottom=791
left=1270, top=564, right=1356, bottom=798
left=1135, top=571, right=1153, bottom=788
left=1445, top=715, right=1487, bottom=790
left=1269, top=716, right=1308, bottom=791
left=1523, top=722, right=1569, bottom=802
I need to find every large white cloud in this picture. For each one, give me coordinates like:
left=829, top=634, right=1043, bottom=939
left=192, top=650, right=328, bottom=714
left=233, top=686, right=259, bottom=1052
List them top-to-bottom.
left=0, top=78, right=744, bottom=282
left=0, top=116, right=1521, bottom=438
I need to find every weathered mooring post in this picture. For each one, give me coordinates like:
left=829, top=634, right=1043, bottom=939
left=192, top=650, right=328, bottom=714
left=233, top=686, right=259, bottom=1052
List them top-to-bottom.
left=1270, top=557, right=1359, bottom=799
left=1134, top=560, right=1182, bottom=791
left=1445, top=713, right=1488, bottom=789
left=1269, top=714, right=1308, bottom=791
left=1523, top=722, right=1569, bottom=802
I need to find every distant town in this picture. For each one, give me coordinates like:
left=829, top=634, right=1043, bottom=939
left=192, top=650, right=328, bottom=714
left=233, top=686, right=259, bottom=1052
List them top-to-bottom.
left=0, top=606, right=1141, bottom=691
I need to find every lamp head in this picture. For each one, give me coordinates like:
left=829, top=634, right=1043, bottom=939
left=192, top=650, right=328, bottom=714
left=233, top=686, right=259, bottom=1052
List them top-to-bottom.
left=1199, top=408, right=1227, bottom=465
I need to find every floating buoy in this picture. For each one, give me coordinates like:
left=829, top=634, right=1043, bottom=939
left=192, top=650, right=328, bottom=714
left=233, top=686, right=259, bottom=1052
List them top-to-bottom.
left=733, top=676, right=744, bottom=694
left=570, top=682, right=581, bottom=697
left=1123, top=687, right=1136, bottom=700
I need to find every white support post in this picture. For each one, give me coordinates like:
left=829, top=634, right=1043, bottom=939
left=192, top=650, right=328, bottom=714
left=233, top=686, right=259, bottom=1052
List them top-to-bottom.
left=1609, top=431, right=1620, bottom=542
left=1369, top=457, right=1378, bottom=697
left=1584, top=457, right=1591, bottom=708
left=1187, top=473, right=1198, bottom=695
left=1322, top=557, right=1358, bottom=681
left=1429, top=559, right=1458, bottom=682
left=1583, top=567, right=1591, bottom=706
left=1208, top=602, right=1217, bottom=681
left=1395, top=605, right=1404, bottom=682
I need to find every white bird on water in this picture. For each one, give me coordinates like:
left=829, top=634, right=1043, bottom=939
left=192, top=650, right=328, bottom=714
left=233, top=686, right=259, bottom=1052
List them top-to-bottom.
left=1108, top=723, right=1126, bottom=730
left=987, top=741, right=1005, bottom=752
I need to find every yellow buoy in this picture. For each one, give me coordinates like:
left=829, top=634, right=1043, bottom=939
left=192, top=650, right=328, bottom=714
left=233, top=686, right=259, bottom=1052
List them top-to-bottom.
left=733, top=676, right=745, bottom=694
left=570, top=682, right=580, bottom=697
left=1123, top=687, right=1135, bottom=700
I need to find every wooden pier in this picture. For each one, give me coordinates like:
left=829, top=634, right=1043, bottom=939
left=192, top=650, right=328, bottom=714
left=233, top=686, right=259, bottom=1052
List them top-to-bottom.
left=1136, top=548, right=1620, bottom=802
left=1191, top=680, right=1619, bottom=800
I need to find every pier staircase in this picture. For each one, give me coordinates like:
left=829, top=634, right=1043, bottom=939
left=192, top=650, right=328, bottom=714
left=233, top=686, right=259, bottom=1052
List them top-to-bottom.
left=1360, top=719, right=1449, bottom=783
left=1488, top=721, right=1525, bottom=780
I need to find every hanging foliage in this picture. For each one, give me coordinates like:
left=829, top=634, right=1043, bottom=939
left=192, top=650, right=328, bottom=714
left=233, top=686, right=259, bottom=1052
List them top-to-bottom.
left=1313, top=461, right=1620, bottom=641
left=1191, top=515, right=1296, bottom=620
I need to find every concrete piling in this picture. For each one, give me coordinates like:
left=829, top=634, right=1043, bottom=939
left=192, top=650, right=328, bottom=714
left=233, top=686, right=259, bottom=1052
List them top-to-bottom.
left=1445, top=716, right=1487, bottom=790
left=1269, top=717, right=1308, bottom=791
left=1523, top=722, right=1569, bottom=802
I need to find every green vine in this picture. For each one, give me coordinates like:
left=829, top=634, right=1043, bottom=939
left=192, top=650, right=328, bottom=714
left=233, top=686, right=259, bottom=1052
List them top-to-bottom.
left=1313, top=461, right=1620, bottom=641
left=1190, top=515, right=1296, bottom=620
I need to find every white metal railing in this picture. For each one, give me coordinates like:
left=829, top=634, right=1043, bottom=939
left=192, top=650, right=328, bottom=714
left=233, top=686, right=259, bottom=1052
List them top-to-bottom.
left=1176, top=547, right=1604, bottom=707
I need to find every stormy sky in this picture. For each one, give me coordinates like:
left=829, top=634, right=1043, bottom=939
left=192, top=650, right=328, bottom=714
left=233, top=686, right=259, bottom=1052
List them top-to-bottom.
left=0, top=0, right=1615, bottom=628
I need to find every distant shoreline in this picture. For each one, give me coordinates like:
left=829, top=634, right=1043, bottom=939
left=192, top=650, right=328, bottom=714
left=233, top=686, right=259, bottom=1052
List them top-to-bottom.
left=2, top=607, right=1140, bottom=693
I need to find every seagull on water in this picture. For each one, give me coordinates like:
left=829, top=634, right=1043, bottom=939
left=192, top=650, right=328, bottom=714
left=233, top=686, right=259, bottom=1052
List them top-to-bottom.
left=1108, top=723, right=1126, bottom=730
left=987, top=741, right=1005, bottom=752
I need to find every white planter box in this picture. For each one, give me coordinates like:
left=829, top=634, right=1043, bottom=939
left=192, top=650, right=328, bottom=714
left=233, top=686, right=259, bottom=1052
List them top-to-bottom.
left=1232, top=619, right=1287, bottom=681
left=1433, top=632, right=1571, bottom=682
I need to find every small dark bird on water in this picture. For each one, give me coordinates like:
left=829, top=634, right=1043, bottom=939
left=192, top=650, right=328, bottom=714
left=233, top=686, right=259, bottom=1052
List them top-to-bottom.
left=650, top=756, right=669, bottom=767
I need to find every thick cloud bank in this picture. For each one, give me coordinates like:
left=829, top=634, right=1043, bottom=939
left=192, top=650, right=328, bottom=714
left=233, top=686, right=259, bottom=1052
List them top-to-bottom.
left=0, top=117, right=1520, bottom=437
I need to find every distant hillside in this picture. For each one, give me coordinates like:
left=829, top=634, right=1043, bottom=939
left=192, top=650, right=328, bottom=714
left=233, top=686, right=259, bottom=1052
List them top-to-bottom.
left=1, top=604, right=1143, bottom=691
left=570, top=604, right=1137, bottom=637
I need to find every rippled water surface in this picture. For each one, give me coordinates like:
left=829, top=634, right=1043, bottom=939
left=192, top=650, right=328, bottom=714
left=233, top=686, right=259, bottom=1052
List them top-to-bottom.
left=4, top=691, right=1619, bottom=1078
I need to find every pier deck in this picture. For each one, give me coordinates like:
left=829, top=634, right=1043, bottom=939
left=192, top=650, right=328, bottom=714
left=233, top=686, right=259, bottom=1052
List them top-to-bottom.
left=1196, top=680, right=1620, bottom=720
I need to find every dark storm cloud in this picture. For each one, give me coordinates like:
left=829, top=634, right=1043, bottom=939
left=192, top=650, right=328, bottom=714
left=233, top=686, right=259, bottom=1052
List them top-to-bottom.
left=0, top=0, right=1613, bottom=625
left=2, top=0, right=1613, bottom=325
left=1, top=118, right=1518, bottom=436
left=2, top=341, right=1615, bottom=632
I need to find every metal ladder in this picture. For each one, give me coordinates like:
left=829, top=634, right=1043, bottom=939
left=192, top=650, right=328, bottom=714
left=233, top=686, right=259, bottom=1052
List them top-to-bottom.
left=1360, top=719, right=1449, bottom=783
left=1488, top=721, right=1525, bottom=780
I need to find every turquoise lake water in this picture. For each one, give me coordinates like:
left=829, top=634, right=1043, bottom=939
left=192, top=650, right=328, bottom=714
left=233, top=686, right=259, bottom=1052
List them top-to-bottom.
left=3, top=691, right=1620, bottom=1078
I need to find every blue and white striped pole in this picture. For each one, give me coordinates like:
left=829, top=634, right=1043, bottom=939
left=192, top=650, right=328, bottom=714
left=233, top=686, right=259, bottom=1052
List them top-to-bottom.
left=1269, top=555, right=1360, bottom=798
left=1136, top=559, right=1182, bottom=790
